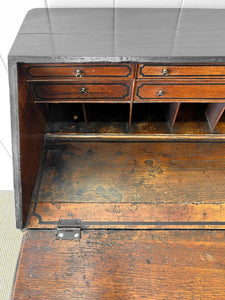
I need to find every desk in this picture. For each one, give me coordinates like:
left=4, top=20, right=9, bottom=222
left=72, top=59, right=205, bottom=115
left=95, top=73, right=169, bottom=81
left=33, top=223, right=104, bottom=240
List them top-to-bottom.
left=9, top=8, right=225, bottom=299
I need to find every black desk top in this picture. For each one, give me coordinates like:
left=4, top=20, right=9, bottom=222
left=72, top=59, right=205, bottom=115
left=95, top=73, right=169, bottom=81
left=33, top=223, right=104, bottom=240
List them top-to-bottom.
left=8, top=8, right=225, bottom=63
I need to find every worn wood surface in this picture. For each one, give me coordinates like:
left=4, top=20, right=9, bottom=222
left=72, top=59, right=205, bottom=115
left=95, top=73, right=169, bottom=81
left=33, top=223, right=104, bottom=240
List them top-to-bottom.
left=9, top=8, right=225, bottom=229
left=35, top=141, right=225, bottom=204
left=26, top=202, right=225, bottom=229
left=13, top=230, right=225, bottom=299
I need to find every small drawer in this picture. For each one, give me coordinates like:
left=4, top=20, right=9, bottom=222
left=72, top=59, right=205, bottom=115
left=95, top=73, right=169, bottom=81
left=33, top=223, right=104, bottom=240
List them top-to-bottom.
left=24, top=64, right=134, bottom=79
left=138, top=64, right=225, bottom=78
left=29, top=82, right=132, bottom=103
left=135, top=82, right=225, bottom=102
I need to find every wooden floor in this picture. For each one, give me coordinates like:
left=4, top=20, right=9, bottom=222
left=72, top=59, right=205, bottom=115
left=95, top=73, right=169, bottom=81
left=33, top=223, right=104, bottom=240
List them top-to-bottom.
left=27, top=140, right=225, bottom=229
left=13, top=230, right=225, bottom=299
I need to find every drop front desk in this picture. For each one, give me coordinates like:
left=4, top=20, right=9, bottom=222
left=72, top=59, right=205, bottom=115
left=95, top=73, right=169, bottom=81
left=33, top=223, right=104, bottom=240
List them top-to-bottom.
left=9, top=8, right=225, bottom=299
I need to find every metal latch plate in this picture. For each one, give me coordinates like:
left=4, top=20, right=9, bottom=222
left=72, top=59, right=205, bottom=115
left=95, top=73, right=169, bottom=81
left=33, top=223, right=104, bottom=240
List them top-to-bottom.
left=56, top=219, right=81, bottom=240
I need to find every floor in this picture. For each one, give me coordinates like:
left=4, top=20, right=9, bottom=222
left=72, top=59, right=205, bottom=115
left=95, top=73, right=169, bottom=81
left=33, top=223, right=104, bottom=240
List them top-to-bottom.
left=0, top=191, right=22, bottom=300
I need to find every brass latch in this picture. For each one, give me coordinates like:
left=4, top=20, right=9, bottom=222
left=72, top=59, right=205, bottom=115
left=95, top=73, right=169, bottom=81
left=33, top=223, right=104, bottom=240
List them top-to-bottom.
left=56, top=219, right=82, bottom=240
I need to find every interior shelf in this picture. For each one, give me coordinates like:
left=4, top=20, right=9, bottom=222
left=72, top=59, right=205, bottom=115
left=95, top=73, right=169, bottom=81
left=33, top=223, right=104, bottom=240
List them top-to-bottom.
left=45, top=102, right=225, bottom=138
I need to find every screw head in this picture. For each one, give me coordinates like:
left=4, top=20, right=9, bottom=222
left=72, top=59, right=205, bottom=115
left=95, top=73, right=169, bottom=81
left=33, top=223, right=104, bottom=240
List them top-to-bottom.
left=59, top=232, right=64, bottom=238
left=74, top=233, right=79, bottom=239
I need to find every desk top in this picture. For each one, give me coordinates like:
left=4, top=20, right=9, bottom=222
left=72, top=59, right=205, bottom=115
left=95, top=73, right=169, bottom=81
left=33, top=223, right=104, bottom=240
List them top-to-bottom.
left=8, top=8, right=225, bottom=63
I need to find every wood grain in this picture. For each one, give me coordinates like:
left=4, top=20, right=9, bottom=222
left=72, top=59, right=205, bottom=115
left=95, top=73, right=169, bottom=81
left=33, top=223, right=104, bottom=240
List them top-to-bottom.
left=23, top=63, right=134, bottom=79
left=138, top=64, right=225, bottom=78
left=17, top=66, right=48, bottom=226
left=29, top=81, right=132, bottom=103
left=135, top=82, right=225, bottom=102
left=32, top=141, right=225, bottom=206
left=27, top=202, right=225, bottom=229
left=12, top=230, right=225, bottom=299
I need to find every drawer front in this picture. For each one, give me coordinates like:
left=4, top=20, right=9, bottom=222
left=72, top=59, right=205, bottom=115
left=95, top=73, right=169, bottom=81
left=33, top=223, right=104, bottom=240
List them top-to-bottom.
left=25, top=64, right=134, bottom=79
left=138, top=65, right=225, bottom=78
left=30, top=82, right=132, bottom=102
left=135, top=82, right=225, bottom=102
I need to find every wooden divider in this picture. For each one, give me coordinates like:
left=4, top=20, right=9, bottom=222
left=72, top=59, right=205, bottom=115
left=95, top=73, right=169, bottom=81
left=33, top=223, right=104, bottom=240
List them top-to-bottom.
left=205, top=103, right=225, bottom=130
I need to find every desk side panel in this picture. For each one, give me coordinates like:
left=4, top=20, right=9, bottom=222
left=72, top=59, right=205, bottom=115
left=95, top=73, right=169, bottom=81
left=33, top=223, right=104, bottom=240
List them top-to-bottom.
left=9, top=59, right=48, bottom=228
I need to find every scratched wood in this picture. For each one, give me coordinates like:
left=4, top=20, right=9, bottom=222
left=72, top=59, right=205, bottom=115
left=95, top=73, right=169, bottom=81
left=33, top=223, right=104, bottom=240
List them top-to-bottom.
left=33, top=141, right=225, bottom=205
left=27, top=202, right=225, bottom=229
left=12, top=230, right=225, bottom=299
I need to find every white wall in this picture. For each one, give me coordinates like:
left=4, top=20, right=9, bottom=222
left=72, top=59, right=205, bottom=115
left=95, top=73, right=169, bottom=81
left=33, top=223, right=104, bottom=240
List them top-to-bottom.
left=1, top=0, right=225, bottom=189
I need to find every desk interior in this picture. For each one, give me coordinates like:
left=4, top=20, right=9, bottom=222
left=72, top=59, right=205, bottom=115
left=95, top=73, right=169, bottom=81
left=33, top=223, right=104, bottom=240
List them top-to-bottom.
left=26, top=140, right=225, bottom=229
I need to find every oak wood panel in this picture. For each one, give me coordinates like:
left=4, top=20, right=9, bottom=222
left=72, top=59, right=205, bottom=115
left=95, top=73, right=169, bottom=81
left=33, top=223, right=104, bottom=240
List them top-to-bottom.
left=23, top=63, right=134, bottom=79
left=138, top=64, right=225, bottom=78
left=17, top=67, right=48, bottom=226
left=29, top=82, right=132, bottom=103
left=135, top=82, right=225, bottom=102
left=32, top=141, right=225, bottom=205
left=27, top=202, right=225, bottom=229
left=12, top=230, right=225, bottom=299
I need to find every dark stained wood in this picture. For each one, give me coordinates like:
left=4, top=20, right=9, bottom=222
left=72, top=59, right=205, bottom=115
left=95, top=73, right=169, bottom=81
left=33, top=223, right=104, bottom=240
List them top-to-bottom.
left=23, top=63, right=134, bottom=79
left=138, top=64, right=225, bottom=78
left=17, top=66, right=48, bottom=226
left=29, top=81, right=132, bottom=103
left=135, top=81, right=225, bottom=102
left=168, top=102, right=180, bottom=130
left=205, top=103, right=225, bottom=130
left=82, top=104, right=88, bottom=127
left=31, top=141, right=225, bottom=206
left=27, top=202, right=225, bottom=229
left=13, top=230, right=225, bottom=299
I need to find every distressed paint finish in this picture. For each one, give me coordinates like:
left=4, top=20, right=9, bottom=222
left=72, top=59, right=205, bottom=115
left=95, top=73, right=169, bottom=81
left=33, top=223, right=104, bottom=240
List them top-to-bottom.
left=12, top=230, right=225, bottom=299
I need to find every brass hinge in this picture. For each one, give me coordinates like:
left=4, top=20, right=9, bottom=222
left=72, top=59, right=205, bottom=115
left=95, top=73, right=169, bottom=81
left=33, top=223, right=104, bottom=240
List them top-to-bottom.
left=56, top=219, right=82, bottom=240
